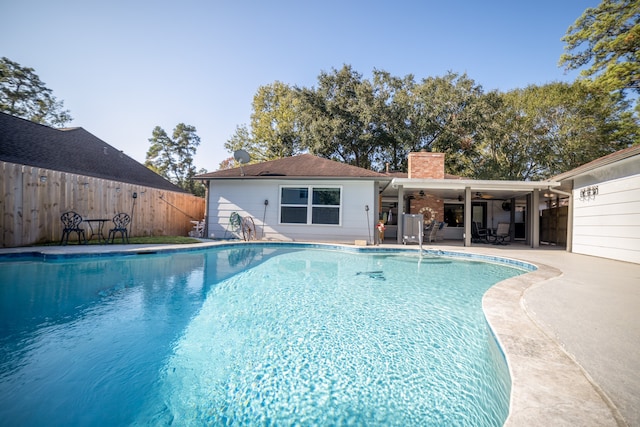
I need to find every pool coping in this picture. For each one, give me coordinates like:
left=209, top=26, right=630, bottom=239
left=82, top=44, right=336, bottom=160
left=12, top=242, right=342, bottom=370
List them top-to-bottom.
left=0, top=240, right=623, bottom=425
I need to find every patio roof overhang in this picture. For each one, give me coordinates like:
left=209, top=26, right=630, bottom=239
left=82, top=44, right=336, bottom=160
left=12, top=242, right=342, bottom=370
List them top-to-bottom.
left=383, top=178, right=563, bottom=201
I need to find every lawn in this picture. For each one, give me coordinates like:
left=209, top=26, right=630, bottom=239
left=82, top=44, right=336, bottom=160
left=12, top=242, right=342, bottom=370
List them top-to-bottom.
left=46, top=236, right=203, bottom=246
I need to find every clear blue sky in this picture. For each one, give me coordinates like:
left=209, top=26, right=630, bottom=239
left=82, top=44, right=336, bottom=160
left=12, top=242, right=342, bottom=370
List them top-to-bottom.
left=2, top=0, right=598, bottom=172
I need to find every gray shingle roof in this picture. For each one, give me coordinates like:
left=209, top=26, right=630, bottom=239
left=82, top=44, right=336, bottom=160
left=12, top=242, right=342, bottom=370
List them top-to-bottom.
left=0, top=112, right=185, bottom=192
left=197, top=154, right=390, bottom=180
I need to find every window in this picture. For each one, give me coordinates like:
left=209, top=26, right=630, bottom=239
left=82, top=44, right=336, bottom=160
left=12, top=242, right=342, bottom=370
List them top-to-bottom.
left=280, top=186, right=341, bottom=225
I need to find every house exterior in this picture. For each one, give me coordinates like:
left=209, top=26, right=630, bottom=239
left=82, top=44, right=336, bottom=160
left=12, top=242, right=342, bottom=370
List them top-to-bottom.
left=0, top=112, right=205, bottom=246
left=551, top=145, right=640, bottom=264
left=198, top=152, right=560, bottom=247
left=197, top=154, right=391, bottom=244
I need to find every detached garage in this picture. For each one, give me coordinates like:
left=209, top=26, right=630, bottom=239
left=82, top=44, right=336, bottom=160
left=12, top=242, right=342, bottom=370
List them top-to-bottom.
left=553, top=145, right=640, bottom=264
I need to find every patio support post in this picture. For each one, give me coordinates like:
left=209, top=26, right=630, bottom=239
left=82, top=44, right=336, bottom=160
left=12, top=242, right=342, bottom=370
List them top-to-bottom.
left=396, top=185, right=404, bottom=244
left=464, top=187, right=472, bottom=247
left=532, top=189, right=540, bottom=248
left=510, top=197, right=516, bottom=243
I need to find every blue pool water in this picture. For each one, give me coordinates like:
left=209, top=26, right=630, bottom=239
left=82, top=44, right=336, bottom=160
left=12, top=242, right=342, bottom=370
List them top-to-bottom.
left=0, top=245, right=528, bottom=426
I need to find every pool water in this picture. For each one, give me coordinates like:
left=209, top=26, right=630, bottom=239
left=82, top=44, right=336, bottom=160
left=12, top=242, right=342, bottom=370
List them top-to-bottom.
left=0, top=245, right=526, bottom=426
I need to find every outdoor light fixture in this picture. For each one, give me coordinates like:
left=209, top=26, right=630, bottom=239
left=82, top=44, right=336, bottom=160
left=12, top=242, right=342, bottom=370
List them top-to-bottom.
left=39, top=176, right=47, bottom=183
left=580, top=185, right=599, bottom=200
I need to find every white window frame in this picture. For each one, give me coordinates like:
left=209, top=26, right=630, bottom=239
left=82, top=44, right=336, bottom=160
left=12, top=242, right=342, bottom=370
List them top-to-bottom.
left=279, top=185, right=342, bottom=226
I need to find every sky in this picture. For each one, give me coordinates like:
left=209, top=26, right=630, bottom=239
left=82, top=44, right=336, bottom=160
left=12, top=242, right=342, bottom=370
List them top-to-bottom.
left=2, top=0, right=599, bottom=172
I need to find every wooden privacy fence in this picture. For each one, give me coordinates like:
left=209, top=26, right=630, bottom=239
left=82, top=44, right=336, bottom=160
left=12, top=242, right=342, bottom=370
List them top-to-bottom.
left=0, top=162, right=205, bottom=247
left=540, top=205, right=568, bottom=246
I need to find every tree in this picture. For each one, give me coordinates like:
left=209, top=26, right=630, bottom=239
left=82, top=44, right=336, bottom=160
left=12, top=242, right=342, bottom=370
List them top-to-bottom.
left=560, top=0, right=640, bottom=96
left=0, top=57, right=72, bottom=126
left=297, top=65, right=380, bottom=169
left=370, top=70, right=420, bottom=172
left=409, top=72, right=488, bottom=176
left=251, top=82, right=303, bottom=159
left=475, top=82, right=638, bottom=180
left=222, top=83, right=303, bottom=167
left=145, top=123, right=204, bottom=196
left=223, top=124, right=264, bottom=164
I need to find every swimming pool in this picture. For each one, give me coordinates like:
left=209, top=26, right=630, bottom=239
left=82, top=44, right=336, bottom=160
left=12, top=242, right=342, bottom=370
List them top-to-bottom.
left=0, top=244, right=530, bottom=426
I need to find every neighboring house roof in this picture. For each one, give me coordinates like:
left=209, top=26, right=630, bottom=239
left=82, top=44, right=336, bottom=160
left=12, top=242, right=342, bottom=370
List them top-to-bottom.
left=0, top=112, right=185, bottom=192
left=551, top=144, right=640, bottom=182
left=197, top=154, right=391, bottom=180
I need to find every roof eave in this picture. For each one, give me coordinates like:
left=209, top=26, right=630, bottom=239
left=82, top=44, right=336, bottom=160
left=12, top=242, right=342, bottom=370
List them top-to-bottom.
left=551, top=146, right=640, bottom=182
left=198, top=175, right=391, bottom=181
left=390, top=178, right=560, bottom=191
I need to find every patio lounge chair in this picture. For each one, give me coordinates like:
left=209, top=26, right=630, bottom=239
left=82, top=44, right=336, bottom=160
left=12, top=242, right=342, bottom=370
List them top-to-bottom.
left=60, top=211, right=86, bottom=245
left=108, top=213, right=131, bottom=244
left=426, top=221, right=440, bottom=243
left=471, top=221, right=490, bottom=243
left=436, top=222, right=448, bottom=241
left=493, top=222, right=510, bottom=245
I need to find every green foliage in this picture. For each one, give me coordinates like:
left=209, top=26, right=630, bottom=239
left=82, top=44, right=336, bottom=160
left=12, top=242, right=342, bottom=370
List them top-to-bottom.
left=560, top=0, right=640, bottom=95
left=0, top=57, right=72, bottom=126
left=226, top=63, right=639, bottom=179
left=297, top=65, right=379, bottom=169
left=409, top=72, right=488, bottom=176
left=223, top=82, right=303, bottom=167
left=251, top=82, right=302, bottom=159
left=475, top=82, right=637, bottom=180
left=145, top=123, right=205, bottom=196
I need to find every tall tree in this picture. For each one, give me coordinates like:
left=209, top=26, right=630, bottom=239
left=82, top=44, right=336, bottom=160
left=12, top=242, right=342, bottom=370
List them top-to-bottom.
left=559, top=0, right=640, bottom=97
left=0, top=57, right=72, bottom=126
left=297, top=65, right=379, bottom=169
left=370, top=70, right=419, bottom=172
left=410, top=72, right=487, bottom=176
left=251, top=82, right=303, bottom=159
left=475, top=82, right=638, bottom=180
left=223, top=83, right=303, bottom=166
left=145, top=123, right=203, bottom=196
left=223, top=124, right=263, bottom=164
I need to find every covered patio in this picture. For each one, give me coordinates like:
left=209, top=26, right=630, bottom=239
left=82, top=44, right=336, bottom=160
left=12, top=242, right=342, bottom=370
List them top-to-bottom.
left=380, top=178, right=567, bottom=248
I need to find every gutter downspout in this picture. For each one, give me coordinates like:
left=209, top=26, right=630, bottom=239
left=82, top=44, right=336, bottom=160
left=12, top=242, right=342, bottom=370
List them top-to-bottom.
left=203, top=180, right=210, bottom=239
left=464, top=187, right=472, bottom=247
left=549, top=187, right=572, bottom=252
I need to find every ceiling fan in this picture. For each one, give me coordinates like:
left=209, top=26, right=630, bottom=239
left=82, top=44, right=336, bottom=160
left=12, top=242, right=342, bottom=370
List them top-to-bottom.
left=473, top=192, right=494, bottom=200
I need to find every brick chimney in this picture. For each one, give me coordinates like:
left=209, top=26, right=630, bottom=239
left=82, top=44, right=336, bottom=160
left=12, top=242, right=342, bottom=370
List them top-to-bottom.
left=407, top=151, right=445, bottom=221
left=408, top=151, right=445, bottom=179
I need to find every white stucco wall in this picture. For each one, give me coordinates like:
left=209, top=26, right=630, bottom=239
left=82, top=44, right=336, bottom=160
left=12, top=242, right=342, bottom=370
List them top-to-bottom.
left=571, top=156, right=640, bottom=264
left=206, top=179, right=379, bottom=244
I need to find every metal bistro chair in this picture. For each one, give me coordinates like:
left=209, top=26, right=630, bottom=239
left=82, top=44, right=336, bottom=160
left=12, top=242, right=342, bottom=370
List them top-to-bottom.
left=60, top=211, right=87, bottom=245
left=108, top=213, right=131, bottom=244
left=471, top=221, right=490, bottom=243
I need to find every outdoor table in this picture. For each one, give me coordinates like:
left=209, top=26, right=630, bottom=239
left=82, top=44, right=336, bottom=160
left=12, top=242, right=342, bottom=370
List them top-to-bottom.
left=83, top=219, right=109, bottom=243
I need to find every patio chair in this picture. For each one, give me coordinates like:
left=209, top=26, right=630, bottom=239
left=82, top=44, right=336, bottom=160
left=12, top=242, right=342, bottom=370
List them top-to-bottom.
left=60, top=211, right=87, bottom=245
left=108, top=213, right=131, bottom=244
left=423, top=220, right=435, bottom=236
left=426, top=221, right=440, bottom=243
left=471, top=221, right=490, bottom=243
left=436, top=222, right=448, bottom=241
left=493, top=222, right=510, bottom=245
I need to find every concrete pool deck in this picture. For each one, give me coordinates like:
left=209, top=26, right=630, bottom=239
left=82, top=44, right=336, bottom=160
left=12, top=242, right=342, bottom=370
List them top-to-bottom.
left=1, top=241, right=638, bottom=426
